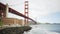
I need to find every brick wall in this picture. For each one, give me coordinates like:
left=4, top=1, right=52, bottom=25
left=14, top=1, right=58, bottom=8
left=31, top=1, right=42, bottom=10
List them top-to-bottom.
left=2, top=18, right=23, bottom=25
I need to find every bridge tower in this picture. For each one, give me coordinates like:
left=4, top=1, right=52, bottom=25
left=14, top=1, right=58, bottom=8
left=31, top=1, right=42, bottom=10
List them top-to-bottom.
left=24, top=1, right=29, bottom=25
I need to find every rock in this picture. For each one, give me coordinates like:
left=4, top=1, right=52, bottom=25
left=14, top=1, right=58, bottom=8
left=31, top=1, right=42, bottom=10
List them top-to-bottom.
left=0, top=26, right=32, bottom=34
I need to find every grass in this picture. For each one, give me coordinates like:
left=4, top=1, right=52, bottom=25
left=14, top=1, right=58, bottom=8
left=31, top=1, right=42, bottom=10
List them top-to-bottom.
left=0, top=19, right=3, bottom=26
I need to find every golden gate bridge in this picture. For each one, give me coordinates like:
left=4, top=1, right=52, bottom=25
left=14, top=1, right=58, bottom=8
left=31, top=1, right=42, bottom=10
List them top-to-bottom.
left=0, top=2, right=37, bottom=26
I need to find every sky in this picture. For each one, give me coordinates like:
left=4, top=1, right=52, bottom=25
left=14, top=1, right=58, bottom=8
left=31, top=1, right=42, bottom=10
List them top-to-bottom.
left=0, top=0, right=60, bottom=23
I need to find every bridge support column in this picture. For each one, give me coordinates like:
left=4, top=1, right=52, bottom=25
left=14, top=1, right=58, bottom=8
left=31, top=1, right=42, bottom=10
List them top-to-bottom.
left=5, top=3, right=9, bottom=18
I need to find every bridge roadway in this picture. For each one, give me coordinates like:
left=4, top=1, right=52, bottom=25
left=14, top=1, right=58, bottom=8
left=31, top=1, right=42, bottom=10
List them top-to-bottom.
left=0, top=3, right=37, bottom=24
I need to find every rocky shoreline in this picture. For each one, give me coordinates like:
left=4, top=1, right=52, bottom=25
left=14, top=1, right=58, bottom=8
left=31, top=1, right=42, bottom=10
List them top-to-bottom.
left=0, top=26, right=32, bottom=34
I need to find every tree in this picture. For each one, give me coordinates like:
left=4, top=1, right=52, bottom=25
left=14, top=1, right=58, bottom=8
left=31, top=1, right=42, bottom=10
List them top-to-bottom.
left=0, top=14, right=3, bottom=26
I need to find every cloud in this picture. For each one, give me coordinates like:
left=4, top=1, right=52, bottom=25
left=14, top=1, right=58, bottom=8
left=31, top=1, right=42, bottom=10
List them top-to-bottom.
left=0, top=0, right=60, bottom=23
left=29, top=0, right=60, bottom=18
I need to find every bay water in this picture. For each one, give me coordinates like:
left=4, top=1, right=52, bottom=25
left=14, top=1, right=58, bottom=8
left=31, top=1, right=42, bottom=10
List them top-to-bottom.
left=24, top=24, right=60, bottom=34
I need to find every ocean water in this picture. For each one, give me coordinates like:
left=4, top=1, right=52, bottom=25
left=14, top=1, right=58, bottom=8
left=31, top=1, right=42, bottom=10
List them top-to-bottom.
left=24, top=24, right=60, bottom=34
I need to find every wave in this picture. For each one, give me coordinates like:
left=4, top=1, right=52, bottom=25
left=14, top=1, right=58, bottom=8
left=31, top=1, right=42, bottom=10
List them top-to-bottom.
left=24, top=25, right=60, bottom=34
left=24, top=28, right=60, bottom=34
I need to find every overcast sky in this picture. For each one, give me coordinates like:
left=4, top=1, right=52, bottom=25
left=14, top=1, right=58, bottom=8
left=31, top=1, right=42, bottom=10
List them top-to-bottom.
left=0, top=0, right=60, bottom=23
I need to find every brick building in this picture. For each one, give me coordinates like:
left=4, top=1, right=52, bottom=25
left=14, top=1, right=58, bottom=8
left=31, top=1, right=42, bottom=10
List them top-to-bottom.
left=2, top=18, right=23, bottom=25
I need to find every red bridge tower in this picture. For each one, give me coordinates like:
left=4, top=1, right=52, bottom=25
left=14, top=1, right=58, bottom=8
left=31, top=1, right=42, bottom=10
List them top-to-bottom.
left=24, top=1, right=29, bottom=25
